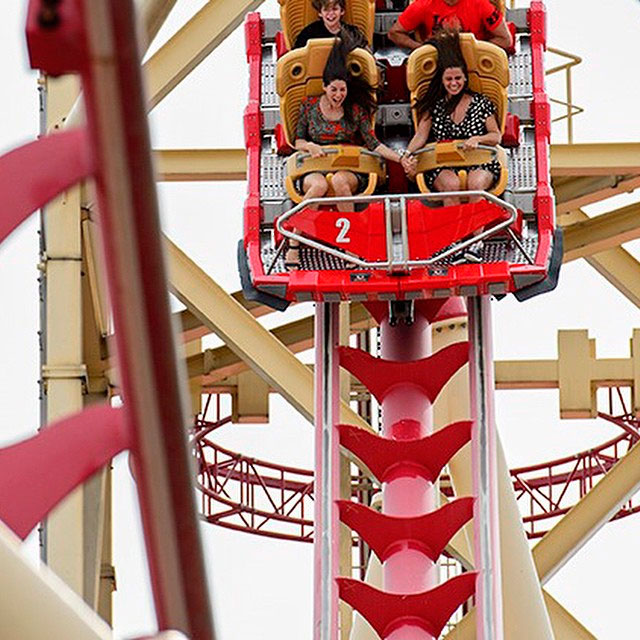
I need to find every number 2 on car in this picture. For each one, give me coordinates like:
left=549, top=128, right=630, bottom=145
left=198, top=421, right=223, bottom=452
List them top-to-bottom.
left=335, top=217, right=351, bottom=243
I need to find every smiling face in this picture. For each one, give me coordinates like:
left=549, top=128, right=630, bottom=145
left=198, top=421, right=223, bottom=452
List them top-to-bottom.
left=319, top=2, right=345, bottom=33
left=442, top=66, right=466, bottom=97
left=323, top=79, right=348, bottom=109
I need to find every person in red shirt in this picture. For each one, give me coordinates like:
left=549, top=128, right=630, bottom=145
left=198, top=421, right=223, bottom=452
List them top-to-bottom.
left=388, top=0, right=512, bottom=51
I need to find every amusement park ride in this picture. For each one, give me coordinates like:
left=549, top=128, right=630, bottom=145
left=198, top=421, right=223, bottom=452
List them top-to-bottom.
left=1, top=0, right=640, bottom=639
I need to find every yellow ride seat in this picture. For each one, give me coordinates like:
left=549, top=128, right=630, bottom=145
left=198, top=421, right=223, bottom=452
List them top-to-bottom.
left=279, top=0, right=376, bottom=50
left=406, top=33, right=510, bottom=195
left=276, top=38, right=385, bottom=203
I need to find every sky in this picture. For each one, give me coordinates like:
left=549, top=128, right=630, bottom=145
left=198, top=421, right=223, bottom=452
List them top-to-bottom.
left=2, top=0, right=640, bottom=638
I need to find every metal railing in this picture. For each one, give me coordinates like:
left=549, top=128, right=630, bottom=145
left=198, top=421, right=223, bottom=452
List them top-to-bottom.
left=546, top=46, right=584, bottom=143
left=273, top=190, right=531, bottom=272
left=192, top=397, right=640, bottom=543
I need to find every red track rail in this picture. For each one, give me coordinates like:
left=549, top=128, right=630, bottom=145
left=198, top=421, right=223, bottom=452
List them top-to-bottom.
left=194, top=406, right=640, bottom=542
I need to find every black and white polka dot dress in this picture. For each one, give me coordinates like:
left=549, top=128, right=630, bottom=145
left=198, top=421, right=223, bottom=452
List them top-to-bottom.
left=424, top=92, right=502, bottom=191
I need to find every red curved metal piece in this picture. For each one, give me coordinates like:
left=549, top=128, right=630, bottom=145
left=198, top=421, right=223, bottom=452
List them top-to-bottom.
left=25, top=0, right=216, bottom=636
left=0, top=129, right=93, bottom=245
left=338, top=342, right=469, bottom=403
left=0, top=405, right=128, bottom=539
left=194, top=410, right=640, bottom=543
left=338, top=421, right=472, bottom=483
left=336, top=497, right=474, bottom=562
left=337, top=573, right=477, bottom=639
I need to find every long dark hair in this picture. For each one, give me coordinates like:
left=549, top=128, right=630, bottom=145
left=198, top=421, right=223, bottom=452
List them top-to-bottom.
left=415, top=31, right=471, bottom=121
left=322, top=32, right=377, bottom=125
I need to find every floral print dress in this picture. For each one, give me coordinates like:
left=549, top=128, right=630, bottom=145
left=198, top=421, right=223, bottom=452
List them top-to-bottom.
left=294, top=96, right=380, bottom=189
left=295, top=96, right=379, bottom=151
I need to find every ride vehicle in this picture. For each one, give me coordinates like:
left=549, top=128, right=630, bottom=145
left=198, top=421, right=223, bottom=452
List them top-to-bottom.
left=239, top=0, right=560, bottom=308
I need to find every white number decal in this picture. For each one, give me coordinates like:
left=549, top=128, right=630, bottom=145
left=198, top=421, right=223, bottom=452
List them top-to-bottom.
left=335, top=217, right=351, bottom=244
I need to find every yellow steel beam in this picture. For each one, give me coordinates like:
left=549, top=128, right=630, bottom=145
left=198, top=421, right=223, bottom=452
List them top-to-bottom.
left=62, top=0, right=180, bottom=129
left=140, top=0, right=180, bottom=45
left=144, top=0, right=266, bottom=110
left=42, top=75, right=87, bottom=600
left=551, top=143, right=640, bottom=177
left=143, top=145, right=637, bottom=184
left=155, top=149, right=247, bottom=182
left=554, top=175, right=640, bottom=215
left=561, top=202, right=640, bottom=262
left=558, top=208, right=640, bottom=310
left=81, top=215, right=110, bottom=339
left=165, top=237, right=371, bottom=431
left=586, top=247, right=640, bottom=310
left=177, top=291, right=274, bottom=340
left=107, top=292, right=284, bottom=379
left=187, top=304, right=375, bottom=382
left=432, top=321, right=554, bottom=640
left=495, top=357, right=632, bottom=390
left=533, top=438, right=640, bottom=584
left=0, top=523, right=113, bottom=640
left=543, top=592, right=597, bottom=640
left=447, top=594, right=596, bottom=640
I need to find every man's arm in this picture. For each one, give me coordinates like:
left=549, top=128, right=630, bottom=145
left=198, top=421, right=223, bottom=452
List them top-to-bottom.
left=388, top=19, right=423, bottom=50
left=486, top=19, right=512, bottom=50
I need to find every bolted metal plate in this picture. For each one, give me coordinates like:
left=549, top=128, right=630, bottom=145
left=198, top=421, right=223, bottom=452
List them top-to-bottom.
left=509, top=38, right=533, bottom=100
left=260, top=151, right=287, bottom=200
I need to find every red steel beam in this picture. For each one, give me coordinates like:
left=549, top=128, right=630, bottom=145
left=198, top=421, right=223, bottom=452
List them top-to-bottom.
left=77, top=1, right=215, bottom=637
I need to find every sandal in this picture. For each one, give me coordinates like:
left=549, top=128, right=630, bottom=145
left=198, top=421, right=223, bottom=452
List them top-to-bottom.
left=284, top=244, right=301, bottom=271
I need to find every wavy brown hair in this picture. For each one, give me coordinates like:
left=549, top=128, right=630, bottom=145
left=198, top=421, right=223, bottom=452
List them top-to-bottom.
left=415, top=30, right=471, bottom=121
left=322, top=33, right=377, bottom=125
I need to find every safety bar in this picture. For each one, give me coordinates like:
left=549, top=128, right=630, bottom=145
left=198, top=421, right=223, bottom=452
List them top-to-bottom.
left=410, top=142, right=499, bottom=159
left=294, top=147, right=385, bottom=168
left=274, top=191, right=533, bottom=272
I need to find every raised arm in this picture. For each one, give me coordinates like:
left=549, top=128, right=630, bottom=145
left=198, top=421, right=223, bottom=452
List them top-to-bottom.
left=388, top=19, right=423, bottom=50
left=487, top=20, right=513, bottom=51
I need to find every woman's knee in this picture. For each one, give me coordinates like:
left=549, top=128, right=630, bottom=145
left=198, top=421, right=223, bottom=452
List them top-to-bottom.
left=467, top=170, right=493, bottom=191
left=331, top=171, right=356, bottom=195
left=434, top=171, right=460, bottom=192
left=303, top=174, right=329, bottom=196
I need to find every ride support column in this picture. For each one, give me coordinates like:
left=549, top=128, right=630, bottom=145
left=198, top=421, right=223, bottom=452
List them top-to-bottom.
left=468, top=296, right=504, bottom=640
left=336, top=300, right=476, bottom=640
left=314, top=303, right=340, bottom=640
left=379, top=313, right=437, bottom=627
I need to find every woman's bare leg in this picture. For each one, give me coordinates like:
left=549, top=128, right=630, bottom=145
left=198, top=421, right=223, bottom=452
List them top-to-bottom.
left=467, top=169, right=494, bottom=203
left=433, top=170, right=461, bottom=206
left=331, top=171, right=359, bottom=212
left=285, top=173, right=329, bottom=270
left=302, top=173, right=329, bottom=208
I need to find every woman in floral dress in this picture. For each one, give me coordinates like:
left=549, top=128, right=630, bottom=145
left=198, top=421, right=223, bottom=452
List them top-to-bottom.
left=286, top=37, right=414, bottom=268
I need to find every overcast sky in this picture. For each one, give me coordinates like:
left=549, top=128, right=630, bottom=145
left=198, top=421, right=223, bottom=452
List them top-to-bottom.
left=2, top=0, right=640, bottom=638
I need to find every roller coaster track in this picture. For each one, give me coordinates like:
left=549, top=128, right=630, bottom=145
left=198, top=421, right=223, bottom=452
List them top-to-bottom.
left=194, top=399, right=640, bottom=543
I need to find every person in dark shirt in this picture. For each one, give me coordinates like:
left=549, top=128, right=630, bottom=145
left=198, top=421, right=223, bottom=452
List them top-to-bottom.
left=294, top=0, right=368, bottom=49
left=388, top=0, right=512, bottom=51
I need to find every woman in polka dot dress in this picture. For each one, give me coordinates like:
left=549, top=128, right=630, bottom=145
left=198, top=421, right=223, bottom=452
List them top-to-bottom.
left=405, top=31, right=502, bottom=207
